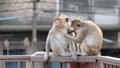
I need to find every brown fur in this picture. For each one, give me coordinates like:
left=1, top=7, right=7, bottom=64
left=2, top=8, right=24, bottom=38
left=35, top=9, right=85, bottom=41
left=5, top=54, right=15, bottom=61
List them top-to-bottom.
left=64, top=18, right=103, bottom=56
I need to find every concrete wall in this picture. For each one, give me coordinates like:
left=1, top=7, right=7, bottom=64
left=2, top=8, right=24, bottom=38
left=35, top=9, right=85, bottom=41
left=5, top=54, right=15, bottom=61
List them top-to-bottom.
left=0, top=0, right=56, bottom=25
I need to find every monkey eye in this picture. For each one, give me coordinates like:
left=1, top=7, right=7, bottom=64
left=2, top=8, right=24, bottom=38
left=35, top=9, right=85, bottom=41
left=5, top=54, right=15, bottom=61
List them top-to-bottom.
left=55, top=18, right=60, bottom=20
left=66, top=18, right=69, bottom=22
left=76, top=24, right=80, bottom=27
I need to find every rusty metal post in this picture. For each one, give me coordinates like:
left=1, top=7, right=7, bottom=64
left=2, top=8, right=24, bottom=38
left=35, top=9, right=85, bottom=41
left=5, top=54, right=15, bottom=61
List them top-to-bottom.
left=31, top=0, right=39, bottom=54
left=88, top=0, right=94, bottom=21
left=118, top=0, right=120, bottom=25
left=23, top=37, right=31, bottom=55
left=4, top=39, right=9, bottom=55
left=18, top=61, right=20, bottom=68
left=32, top=62, right=35, bottom=68
left=45, top=62, right=49, bottom=68
left=60, top=62, right=63, bottom=68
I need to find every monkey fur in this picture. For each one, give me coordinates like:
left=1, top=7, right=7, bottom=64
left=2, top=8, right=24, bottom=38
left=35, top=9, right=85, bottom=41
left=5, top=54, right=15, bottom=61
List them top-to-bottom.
left=44, top=13, right=77, bottom=61
left=64, top=18, right=103, bottom=56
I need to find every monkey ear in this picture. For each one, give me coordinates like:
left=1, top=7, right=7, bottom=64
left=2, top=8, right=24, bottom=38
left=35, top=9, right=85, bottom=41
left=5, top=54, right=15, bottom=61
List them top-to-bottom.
left=78, top=17, right=83, bottom=21
left=66, top=18, right=69, bottom=22
left=76, top=24, right=81, bottom=27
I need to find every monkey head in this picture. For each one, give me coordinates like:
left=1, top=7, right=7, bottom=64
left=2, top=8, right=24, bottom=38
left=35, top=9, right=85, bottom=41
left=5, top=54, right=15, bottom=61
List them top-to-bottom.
left=54, top=13, right=69, bottom=28
left=71, top=18, right=84, bottom=31
left=67, top=28, right=75, bottom=34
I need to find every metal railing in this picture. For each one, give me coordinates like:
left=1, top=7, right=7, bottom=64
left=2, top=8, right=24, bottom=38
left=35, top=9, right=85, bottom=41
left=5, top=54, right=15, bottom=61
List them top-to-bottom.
left=0, top=55, right=120, bottom=68
left=0, top=55, right=30, bottom=68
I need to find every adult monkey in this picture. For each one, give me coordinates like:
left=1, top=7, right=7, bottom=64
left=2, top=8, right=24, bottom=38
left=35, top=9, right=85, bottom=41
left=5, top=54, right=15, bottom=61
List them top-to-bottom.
left=44, top=13, right=77, bottom=61
left=26, top=14, right=77, bottom=68
left=64, top=18, right=103, bottom=56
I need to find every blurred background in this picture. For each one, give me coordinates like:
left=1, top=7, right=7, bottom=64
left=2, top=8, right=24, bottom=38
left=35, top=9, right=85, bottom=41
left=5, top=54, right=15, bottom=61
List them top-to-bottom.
left=0, top=0, right=120, bottom=68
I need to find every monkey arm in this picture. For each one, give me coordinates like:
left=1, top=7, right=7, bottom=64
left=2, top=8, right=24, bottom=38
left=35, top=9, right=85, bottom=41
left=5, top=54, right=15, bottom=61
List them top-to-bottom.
left=64, top=29, right=86, bottom=43
left=64, top=33, right=79, bottom=43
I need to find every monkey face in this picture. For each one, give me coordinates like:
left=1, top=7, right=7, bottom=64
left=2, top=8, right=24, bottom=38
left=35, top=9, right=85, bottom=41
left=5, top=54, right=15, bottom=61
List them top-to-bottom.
left=54, top=13, right=69, bottom=28
left=71, top=19, right=81, bottom=31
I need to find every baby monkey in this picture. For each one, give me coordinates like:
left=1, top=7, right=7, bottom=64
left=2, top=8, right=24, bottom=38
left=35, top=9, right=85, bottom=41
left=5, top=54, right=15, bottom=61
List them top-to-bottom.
left=64, top=18, right=103, bottom=56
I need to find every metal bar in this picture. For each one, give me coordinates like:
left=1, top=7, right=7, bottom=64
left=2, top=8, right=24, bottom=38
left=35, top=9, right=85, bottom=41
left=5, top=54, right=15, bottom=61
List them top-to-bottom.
left=31, top=0, right=39, bottom=54
left=56, top=0, right=60, bottom=15
left=88, top=0, right=94, bottom=20
left=118, top=0, right=120, bottom=25
left=0, top=55, right=120, bottom=68
left=0, top=55, right=30, bottom=61
left=31, top=56, right=97, bottom=62
left=97, top=56, right=120, bottom=66
left=18, top=61, right=20, bottom=68
left=3, top=62, right=5, bottom=68
left=32, top=62, right=35, bottom=68
left=45, top=62, right=49, bottom=68
left=60, top=62, right=63, bottom=68
left=92, top=62, right=95, bottom=68
left=100, top=62, right=103, bottom=68
left=105, top=64, right=109, bottom=68
left=109, top=65, right=112, bottom=68
left=112, top=65, right=117, bottom=68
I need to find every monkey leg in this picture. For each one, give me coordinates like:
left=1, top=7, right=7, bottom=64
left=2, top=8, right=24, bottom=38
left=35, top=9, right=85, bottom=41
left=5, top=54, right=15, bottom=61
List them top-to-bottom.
left=50, top=37, right=71, bottom=56
left=69, top=41, right=78, bottom=61
left=81, top=42, right=101, bottom=56
left=76, top=43, right=80, bottom=52
left=80, top=43, right=89, bottom=56
left=51, top=44, right=71, bottom=56
left=87, top=48, right=101, bottom=56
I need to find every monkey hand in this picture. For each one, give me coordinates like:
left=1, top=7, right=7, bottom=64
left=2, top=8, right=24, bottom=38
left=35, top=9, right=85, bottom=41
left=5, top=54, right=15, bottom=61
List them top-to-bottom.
left=64, top=33, right=71, bottom=39
left=44, top=54, right=49, bottom=61
left=72, top=54, right=78, bottom=62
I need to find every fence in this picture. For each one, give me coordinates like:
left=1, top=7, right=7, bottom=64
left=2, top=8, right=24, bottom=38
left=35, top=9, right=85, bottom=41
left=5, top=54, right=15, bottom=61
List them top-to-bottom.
left=0, top=55, right=120, bottom=68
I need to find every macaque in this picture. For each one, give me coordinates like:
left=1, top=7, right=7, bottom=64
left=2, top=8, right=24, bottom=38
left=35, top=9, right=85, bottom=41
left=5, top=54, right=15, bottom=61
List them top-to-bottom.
left=44, top=13, right=77, bottom=61
left=26, top=14, right=77, bottom=68
left=64, top=18, right=103, bottom=56
left=67, top=28, right=80, bottom=54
